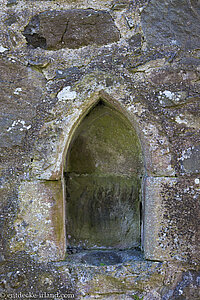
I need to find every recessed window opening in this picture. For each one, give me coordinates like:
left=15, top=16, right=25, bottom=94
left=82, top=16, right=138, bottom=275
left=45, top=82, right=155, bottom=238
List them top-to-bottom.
left=64, top=99, right=144, bottom=255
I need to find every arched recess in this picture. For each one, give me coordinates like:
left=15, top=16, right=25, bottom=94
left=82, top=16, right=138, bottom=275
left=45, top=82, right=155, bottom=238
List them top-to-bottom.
left=62, top=93, right=144, bottom=251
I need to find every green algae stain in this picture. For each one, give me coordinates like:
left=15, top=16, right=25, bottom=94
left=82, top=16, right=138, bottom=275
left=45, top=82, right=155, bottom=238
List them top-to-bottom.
left=65, top=101, right=143, bottom=249
left=67, top=102, right=143, bottom=177
left=66, top=174, right=141, bottom=248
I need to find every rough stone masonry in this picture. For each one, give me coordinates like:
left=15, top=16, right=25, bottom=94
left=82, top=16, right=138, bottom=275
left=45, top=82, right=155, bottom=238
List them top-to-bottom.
left=0, top=0, right=200, bottom=299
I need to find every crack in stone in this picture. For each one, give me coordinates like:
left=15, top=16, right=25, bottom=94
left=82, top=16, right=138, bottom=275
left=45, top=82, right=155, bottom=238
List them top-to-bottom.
left=61, top=21, right=69, bottom=45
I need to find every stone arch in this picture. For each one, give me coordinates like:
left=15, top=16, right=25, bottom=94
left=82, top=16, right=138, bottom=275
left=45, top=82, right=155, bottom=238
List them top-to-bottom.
left=13, top=91, right=175, bottom=262
left=61, top=91, right=146, bottom=176
left=62, top=92, right=145, bottom=252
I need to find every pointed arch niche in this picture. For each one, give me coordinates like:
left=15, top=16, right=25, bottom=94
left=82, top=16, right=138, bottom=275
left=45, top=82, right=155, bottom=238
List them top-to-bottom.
left=63, top=94, right=144, bottom=251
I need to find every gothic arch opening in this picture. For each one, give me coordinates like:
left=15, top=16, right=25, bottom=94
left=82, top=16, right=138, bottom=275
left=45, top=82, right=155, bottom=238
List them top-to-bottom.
left=64, top=99, right=144, bottom=252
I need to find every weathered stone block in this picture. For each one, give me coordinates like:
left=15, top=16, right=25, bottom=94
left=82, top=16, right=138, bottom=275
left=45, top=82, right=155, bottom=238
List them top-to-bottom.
left=141, top=0, right=200, bottom=50
left=23, top=9, right=120, bottom=50
left=127, top=33, right=142, bottom=50
left=0, top=58, right=46, bottom=148
left=179, top=144, right=200, bottom=174
left=144, top=176, right=199, bottom=264
left=144, top=177, right=174, bottom=261
left=10, top=180, right=65, bottom=262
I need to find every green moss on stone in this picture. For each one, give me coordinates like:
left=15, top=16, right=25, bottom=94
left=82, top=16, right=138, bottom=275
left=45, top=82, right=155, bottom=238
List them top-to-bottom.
left=65, top=101, right=143, bottom=249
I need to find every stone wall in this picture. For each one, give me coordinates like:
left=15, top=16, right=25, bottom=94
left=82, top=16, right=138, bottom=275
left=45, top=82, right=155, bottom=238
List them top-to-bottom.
left=0, top=0, right=199, bottom=298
